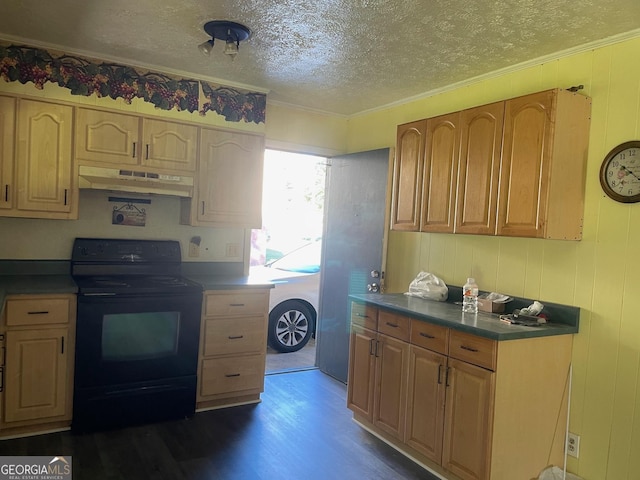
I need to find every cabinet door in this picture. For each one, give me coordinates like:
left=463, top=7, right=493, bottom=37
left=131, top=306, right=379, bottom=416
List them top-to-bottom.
left=497, top=90, right=555, bottom=238
left=0, top=96, right=15, bottom=210
left=15, top=100, right=73, bottom=213
left=456, top=102, right=504, bottom=235
left=75, top=108, right=139, bottom=166
left=421, top=112, right=460, bottom=233
left=141, top=118, right=198, bottom=172
left=391, top=120, right=426, bottom=231
left=196, top=128, right=264, bottom=227
left=347, top=325, right=377, bottom=421
left=4, top=328, right=69, bottom=423
left=373, top=333, right=409, bottom=440
left=405, top=345, right=446, bottom=463
left=442, top=358, right=495, bottom=480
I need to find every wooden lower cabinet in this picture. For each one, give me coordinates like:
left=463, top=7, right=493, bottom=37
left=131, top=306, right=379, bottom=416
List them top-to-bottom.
left=196, top=289, right=270, bottom=410
left=0, top=294, right=76, bottom=436
left=348, top=302, right=573, bottom=480
left=373, top=333, right=409, bottom=440
left=405, top=345, right=447, bottom=463
left=442, top=358, right=495, bottom=480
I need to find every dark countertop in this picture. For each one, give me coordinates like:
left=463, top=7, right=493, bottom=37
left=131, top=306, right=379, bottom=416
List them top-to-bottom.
left=0, top=260, right=274, bottom=317
left=0, top=275, right=79, bottom=311
left=350, top=293, right=579, bottom=341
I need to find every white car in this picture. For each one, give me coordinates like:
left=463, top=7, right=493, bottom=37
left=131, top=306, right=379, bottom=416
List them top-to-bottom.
left=250, top=240, right=321, bottom=353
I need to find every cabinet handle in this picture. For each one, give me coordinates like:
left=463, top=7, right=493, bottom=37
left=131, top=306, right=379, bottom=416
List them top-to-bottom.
left=132, top=142, right=137, bottom=157
left=146, top=144, right=150, bottom=159
left=3, top=184, right=8, bottom=202
left=64, top=189, right=68, bottom=206
left=201, top=201, right=205, bottom=215
left=229, top=303, right=245, bottom=307
left=27, top=311, right=49, bottom=315
left=355, top=313, right=369, bottom=318
left=385, top=322, right=398, bottom=328
left=419, top=332, right=435, bottom=339
left=228, top=335, right=244, bottom=340
left=61, top=336, right=65, bottom=354
left=374, top=340, right=380, bottom=358
left=460, top=345, right=479, bottom=353
left=1, top=346, right=5, bottom=367
left=437, top=364, right=443, bottom=384
left=445, top=366, right=451, bottom=387
left=0, top=367, right=3, bottom=392
left=225, top=373, right=241, bottom=378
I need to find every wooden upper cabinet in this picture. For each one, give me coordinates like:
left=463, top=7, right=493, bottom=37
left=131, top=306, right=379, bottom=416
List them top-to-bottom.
left=498, top=89, right=591, bottom=239
left=0, top=96, right=16, bottom=210
left=15, top=100, right=74, bottom=215
left=456, top=102, right=505, bottom=235
left=76, top=108, right=197, bottom=172
left=76, top=109, right=139, bottom=166
left=422, top=112, right=461, bottom=233
left=141, top=118, right=198, bottom=172
left=391, top=120, right=426, bottom=231
left=186, top=128, right=264, bottom=227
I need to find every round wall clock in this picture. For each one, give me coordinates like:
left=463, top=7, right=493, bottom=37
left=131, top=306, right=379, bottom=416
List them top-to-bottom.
left=599, top=141, right=640, bottom=203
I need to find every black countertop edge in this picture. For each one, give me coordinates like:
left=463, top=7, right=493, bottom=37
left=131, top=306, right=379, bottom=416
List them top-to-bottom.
left=0, top=260, right=71, bottom=276
left=350, top=293, right=579, bottom=341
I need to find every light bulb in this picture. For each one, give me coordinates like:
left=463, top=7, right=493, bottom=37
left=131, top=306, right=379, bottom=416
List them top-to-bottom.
left=198, top=40, right=214, bottom=56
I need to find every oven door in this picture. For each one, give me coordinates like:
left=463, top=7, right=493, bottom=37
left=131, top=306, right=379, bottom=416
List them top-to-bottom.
left=75, top=292, right=202, bottom=388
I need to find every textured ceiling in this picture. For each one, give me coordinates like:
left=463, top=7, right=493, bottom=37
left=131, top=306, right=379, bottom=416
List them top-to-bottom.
left=1, top=0, right=639, bottom=116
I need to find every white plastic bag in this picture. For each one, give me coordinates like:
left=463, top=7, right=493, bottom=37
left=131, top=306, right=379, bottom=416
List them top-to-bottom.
left=404, top=271, right=448, bottom=302
left=538, top=466, right=583, bottom=480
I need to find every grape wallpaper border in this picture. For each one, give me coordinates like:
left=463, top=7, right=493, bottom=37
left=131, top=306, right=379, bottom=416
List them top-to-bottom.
left=0, top=43, right=266, bottom=124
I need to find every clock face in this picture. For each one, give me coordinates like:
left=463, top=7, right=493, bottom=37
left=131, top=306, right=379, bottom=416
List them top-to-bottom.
left=600, top=141, right=640, bottom=203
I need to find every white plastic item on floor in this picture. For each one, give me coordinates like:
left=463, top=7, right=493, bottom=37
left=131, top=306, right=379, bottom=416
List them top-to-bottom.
left=538, top=466, right=583, bottom=480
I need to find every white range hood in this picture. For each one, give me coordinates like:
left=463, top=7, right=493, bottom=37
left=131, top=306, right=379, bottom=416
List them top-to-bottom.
left=78, top=165, right=194, bottom=198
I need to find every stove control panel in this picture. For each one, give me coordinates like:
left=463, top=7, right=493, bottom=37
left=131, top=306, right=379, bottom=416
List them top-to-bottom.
left=72, top=238, right=182, bottom=263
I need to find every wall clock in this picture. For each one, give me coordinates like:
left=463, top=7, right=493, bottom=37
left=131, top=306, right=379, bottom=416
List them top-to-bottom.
left=599, top=141, right=640, bottom=203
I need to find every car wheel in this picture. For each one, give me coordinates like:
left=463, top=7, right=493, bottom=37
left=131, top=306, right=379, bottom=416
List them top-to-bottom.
left=268, top=301, right=315, bottom=353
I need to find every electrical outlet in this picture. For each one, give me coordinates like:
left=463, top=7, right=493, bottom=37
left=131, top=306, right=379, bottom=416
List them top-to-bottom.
left=188, top=242, right=200, bottom=257
left=225, top=243, right=239, bottom=257
left=567, top=432, right=580, bottom=458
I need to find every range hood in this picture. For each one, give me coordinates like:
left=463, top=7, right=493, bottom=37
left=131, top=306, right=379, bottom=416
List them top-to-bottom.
left=78, top=166, right=194, bottom=198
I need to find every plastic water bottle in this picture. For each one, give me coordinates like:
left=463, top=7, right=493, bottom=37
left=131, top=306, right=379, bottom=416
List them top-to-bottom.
left=462, top=277, right=478, bottom=313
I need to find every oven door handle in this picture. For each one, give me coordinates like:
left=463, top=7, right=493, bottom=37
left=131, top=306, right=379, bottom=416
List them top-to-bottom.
left=102, top=383, right=188, bottom=397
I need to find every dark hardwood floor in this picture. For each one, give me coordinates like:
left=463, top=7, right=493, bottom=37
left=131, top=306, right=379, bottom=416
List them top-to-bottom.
left=0, top=369, right=439, bottom=480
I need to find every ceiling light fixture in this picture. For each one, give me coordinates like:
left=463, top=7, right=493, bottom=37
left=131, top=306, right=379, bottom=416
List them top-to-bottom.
left=198, top=20, right=251, bottom=60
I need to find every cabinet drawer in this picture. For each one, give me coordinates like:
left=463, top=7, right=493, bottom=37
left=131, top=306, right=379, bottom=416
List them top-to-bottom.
left=204, top=291, right=269, bottom=317
left=6, top=297, right=70, bottom=326
left=351, top=303, right=378, bottom=330
left=378, top=310, right=410, bottom=342
left=203, top=316, right=265, bottom=357
left=410, top=320, right=448, bottom=355
left=448, top=330, right=497, bottom=371
left=200, top=354, right=264, bottom=396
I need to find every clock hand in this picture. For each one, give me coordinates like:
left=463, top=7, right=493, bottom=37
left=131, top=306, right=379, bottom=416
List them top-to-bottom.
left=620, top=165, right=640, bottom=181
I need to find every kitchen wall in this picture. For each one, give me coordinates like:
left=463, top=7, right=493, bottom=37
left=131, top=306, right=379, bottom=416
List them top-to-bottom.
left=347, top=33, right=640, bottom=480
left=0, top=189, right=244, bottom=261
